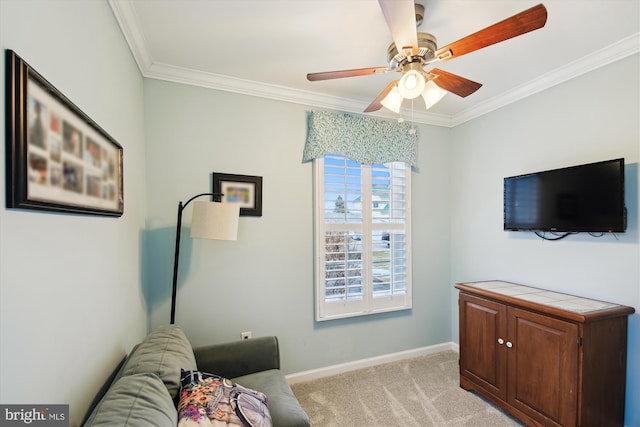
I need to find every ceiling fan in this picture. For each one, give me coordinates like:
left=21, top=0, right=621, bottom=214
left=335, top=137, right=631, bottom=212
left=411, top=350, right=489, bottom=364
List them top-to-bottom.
left=307, top=1, right=548, bottom=113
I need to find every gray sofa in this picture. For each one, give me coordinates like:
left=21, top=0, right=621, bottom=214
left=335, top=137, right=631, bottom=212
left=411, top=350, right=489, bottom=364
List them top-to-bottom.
left=83, top=325, right=310, bottom=427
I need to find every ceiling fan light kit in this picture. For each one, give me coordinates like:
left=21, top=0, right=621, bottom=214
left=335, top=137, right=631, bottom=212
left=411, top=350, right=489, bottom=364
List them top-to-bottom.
left=307, top=1, right=548, bottom=115
left=398, top=68, right=425, bottom=99
left=382, top=74, right=447, bottom=112
left=422, top=80, right=448, bottom=109
left=380, top=86, right=403, bottom=113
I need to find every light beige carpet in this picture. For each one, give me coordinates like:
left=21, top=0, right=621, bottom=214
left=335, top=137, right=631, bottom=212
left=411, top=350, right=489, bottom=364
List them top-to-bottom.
left=290, top=350, right=524, bottom=427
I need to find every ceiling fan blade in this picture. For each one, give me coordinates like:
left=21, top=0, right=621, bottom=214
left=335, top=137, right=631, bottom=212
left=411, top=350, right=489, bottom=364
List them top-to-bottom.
left=378, top=0, right=419, bottom=55
left=435, top=3, right=547, bottom=62
left=307, top=67, right=389, bottom=81
left=430, top=68, right=482, bottom=98
left=364, top=80, right=399, bottom=112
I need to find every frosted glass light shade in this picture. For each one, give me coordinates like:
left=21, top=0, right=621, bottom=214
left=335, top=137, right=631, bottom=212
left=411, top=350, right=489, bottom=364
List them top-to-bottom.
left=398, top=70, right=426, bottom=99
left=421, top=80, right=447, bottom=109
left=380, top=85, right=403, bottom=113
left=190, top=201, right=239, bottom=241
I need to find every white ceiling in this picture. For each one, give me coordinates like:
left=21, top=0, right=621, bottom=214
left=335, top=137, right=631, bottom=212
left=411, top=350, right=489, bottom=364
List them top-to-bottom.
left=109, top=0, right=639, bottom=126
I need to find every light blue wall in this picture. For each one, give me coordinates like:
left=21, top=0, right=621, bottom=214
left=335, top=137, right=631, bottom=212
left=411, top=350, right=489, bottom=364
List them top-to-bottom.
left=0, top=1, right=147, bottom=425
left=1, top=1, right=638, bottom=425
left=450, top=54, right=640, bottom=425
left=142, top=79, right=454, bottom=373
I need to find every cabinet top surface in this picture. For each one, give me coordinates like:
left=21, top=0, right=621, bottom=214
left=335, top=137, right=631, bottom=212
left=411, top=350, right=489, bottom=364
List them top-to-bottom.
left=458, top=281, right=622, bottom=314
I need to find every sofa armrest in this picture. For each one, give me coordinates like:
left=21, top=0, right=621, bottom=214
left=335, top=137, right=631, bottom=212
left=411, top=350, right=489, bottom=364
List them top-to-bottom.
left=193, top=336, right=280, bottom=379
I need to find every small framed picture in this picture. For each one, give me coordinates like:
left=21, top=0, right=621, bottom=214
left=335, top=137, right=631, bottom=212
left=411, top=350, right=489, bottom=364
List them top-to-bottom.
left=5, top=50, right=123, bottom=216
left=212, top=173, right=262, bottom=217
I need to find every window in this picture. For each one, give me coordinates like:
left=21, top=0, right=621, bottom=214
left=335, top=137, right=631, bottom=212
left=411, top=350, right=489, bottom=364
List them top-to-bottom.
left=314, top=154, right=412, bottom=321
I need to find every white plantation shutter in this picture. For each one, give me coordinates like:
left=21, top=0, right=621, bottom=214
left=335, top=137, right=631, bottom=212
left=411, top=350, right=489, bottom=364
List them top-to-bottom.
left=314, top=154, right=412, bottom=321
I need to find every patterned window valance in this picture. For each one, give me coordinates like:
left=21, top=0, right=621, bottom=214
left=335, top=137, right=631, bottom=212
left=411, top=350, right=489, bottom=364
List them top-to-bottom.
left=303, top=110, right=419, bottom=167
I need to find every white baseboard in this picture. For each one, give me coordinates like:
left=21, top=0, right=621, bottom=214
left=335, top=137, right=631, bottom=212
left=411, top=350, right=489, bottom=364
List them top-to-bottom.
left=286, top=341, right=459, bottom=384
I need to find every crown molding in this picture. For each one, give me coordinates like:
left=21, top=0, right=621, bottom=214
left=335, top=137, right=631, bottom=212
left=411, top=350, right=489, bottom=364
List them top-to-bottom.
left=108, top=0, right=154, bottom=73
left=109, top=0, right=638, bottom=128
left=451, top=33, right=640, bottom=127
left=145, top=61, right=455, bottom=127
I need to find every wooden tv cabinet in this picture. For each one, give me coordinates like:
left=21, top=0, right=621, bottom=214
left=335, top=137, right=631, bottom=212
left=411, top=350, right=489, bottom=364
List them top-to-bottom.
left=455, top=280, right=634, bottom=427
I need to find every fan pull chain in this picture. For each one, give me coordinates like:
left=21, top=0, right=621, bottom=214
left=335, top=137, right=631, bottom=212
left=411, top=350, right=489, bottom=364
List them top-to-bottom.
left=410, top=98, right=416, bottom=135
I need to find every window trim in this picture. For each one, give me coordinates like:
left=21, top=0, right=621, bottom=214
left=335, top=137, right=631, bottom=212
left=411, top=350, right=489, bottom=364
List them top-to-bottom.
left=313, top=155, right=412, bottom=321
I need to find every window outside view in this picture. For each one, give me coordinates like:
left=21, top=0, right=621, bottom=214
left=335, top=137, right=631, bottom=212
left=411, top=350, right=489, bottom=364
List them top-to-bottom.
left=321, top=154, right=408, bottom=303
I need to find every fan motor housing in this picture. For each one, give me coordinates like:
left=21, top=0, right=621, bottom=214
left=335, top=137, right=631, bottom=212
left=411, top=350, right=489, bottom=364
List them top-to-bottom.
left=387, top=32, right=437, bottom=70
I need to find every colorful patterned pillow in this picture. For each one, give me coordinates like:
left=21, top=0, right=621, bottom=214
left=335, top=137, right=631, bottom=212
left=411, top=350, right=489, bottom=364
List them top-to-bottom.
left=178, top=369, right=272, bottom=427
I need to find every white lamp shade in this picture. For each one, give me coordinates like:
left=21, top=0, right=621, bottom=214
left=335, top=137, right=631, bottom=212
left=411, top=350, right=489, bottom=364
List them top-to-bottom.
left=398, top=69, right=426, bottom=99
left=421, top=80, right=447, bottom=109
left=380, top=85, right=403, bottom=113
left=190, top=201, right=239, bottom=241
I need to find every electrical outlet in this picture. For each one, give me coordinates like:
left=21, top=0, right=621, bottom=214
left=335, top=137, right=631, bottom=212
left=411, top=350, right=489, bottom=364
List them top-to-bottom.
left=241, top=331, right=252, bottom=340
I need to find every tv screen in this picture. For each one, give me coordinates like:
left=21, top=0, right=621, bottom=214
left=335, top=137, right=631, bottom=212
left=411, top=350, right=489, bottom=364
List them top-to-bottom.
left=504, top=158, right=625, bottom=233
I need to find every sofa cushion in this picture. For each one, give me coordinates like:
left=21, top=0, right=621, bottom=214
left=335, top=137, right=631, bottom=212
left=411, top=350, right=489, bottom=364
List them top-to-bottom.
left=120, top=325, right=197, bottom=399
left=178, top=369, right=272, bottom=427
left=233, top=370, right=310, bottom=427
left=83, top=372, right=177, bottom=427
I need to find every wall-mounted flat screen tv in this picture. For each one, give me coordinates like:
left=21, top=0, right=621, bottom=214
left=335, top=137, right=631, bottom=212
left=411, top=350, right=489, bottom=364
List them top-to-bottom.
left=504, top=158, right=625, bottom=233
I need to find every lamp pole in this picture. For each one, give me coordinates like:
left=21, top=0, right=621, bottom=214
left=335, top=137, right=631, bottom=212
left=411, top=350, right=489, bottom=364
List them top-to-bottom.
left=170, top=192, right=223, bottom=324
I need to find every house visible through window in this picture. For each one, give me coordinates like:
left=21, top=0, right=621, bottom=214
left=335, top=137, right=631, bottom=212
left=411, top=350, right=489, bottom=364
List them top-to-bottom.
left=314, top=154, right=412, bottom=321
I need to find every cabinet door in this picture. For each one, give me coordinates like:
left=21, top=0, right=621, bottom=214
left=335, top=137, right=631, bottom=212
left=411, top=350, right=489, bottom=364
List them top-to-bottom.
left=459, top=293, right=508, bottom=400
left=507, top=307, right=579, bottom=427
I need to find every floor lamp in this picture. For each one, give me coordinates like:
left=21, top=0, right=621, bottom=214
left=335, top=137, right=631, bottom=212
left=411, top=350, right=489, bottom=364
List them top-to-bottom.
left=171, top=193, right=240, bottom=324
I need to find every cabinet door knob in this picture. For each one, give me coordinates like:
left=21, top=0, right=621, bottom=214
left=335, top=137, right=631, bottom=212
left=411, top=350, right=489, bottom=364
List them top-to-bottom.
left=497, top=338, right=504, bottom=345
left=506, top=341, right=513, bottom=348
